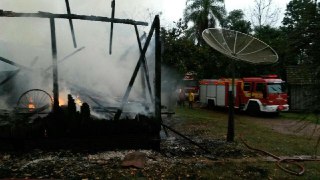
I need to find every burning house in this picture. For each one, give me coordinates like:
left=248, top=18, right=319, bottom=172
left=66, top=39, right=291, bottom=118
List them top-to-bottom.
left=0, top=1, right=163, bottom=150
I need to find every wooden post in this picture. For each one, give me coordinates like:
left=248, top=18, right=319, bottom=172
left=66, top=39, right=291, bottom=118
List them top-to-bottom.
left=65, top=0, right=77, bottom=48
left=109, top=0, right=115, bottom=54
left=154, top=15, right=161, bottom=123
left=50, top=18, right=59, bottom=112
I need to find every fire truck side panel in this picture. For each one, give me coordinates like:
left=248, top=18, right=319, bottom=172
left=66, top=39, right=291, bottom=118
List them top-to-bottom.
left=200, top=75, right=289, bottom=113
left=199, top=84, right=207, bottom=104
left=207, top=85, right=217, bottom=99
left=216, top=85, right=226, bottom=106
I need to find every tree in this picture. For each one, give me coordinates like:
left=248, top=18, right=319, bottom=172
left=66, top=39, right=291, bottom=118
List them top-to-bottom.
left=183, top=0, right=226, bottom=45
left=250, top=0, right=281, bottom=28
left=282, top=0, right=319, bottom=65
left=222, top=9, right=252, bottom=34
left=161, top=19, right=220, bottom=79
left=257, top=26, right=288, bottom=73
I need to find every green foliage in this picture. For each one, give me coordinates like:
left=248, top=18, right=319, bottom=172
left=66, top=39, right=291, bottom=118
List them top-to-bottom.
left=184, top=0, right=226, bottom=45
left=282, top=0, right=320, bottom=65
left=222, top=9, right=252, bottom=34
left=161, top=19, right=221, bottom=79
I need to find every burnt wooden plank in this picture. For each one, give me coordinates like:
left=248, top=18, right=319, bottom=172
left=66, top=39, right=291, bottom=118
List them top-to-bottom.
left=0, top=10, right=148, bottom=26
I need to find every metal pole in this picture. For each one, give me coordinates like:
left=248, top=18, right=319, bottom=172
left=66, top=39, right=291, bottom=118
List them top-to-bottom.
left=154, top=15, right=161, bottom=123
left=50, top=18, right=59, bottom=112
left=227, top=59, right=235, bottom=142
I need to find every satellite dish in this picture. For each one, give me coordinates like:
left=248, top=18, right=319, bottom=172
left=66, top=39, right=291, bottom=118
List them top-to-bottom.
left=202, top=28, right=278, bottom=64
left=202, top=28, right=279, bottom=142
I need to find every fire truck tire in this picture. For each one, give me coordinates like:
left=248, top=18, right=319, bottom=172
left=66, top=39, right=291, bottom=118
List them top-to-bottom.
left=247, top=102, right=260, bottom=115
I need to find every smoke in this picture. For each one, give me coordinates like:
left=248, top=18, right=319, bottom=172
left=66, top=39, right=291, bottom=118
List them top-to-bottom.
left=0, top=0, right=173, bottom=116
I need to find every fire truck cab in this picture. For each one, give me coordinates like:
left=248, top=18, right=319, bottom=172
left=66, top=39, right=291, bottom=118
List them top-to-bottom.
left=199, top=75, right=289, bottom=113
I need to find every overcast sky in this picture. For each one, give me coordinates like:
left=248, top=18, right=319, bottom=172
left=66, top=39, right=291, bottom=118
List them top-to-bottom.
left=161, top=0, right=291, bottom=26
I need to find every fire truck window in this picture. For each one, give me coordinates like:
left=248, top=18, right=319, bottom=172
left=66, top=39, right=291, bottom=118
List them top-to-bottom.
left=244, top=82, right=251, bottom=91
left=255, top=83, right=265, bottom=92
left=267, top=83, right=284, bottom=93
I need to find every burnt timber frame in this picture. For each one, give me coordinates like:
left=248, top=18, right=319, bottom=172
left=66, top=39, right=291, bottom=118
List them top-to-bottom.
left=0, top=9, right=161, bottom=123
left=114, top=15, right=160, bottom=120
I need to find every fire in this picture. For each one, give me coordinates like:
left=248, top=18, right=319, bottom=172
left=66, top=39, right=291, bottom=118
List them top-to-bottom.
left=75, top=96, right=82, bottom=106
left=28, top=97, right=35, bottom=111
left=59, top=98, right=66, bottom=106
left=28, top=103, right=35, bottom=109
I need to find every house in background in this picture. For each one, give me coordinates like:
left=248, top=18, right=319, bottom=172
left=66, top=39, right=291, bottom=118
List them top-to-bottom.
left=285, top=66, right=319, bottom=111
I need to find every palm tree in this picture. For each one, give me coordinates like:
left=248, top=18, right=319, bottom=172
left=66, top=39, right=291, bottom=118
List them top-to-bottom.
left=184, top=0, right=226, bottom=45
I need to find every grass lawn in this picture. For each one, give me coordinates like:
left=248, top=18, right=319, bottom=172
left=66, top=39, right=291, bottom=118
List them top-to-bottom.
left=172, top=107, right=320, bottom=179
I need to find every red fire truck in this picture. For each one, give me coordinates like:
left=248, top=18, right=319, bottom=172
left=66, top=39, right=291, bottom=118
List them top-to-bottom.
left=182, top=72, right=199, bottom=101
left=199, top=75, right=289, bottom=113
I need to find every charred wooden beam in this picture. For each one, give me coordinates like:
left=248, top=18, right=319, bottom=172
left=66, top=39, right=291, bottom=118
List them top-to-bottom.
left=65, top=0, right=77, bottom=48
left=109, top=0, right=116, bottom=54
left=0, top=10, right=148, bottom=26
left=154, top=15, right=161, bottom=123
left=114, top=17, right=156, bottom=121
left=50, top=18, right=59, bottom=112
left=134, top=25, right=153, bottom=103
left=0, top=56, right=33, bottom=70
left=161, top=123, right=211, bottom=154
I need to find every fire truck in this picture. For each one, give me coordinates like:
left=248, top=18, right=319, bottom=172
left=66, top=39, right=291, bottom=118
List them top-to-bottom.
left=182, top=72, right=199, bottom=101
left=199, top=75, right=289, bottom=113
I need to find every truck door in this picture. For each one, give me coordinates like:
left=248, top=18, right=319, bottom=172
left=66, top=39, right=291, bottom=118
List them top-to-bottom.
left=243, top=82, right=252, bottom=98
left=253, top=82, right=267, bottom=99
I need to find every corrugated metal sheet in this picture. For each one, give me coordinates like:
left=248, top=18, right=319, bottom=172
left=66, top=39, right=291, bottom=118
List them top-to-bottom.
left=289, top=84, right=316, bottom=111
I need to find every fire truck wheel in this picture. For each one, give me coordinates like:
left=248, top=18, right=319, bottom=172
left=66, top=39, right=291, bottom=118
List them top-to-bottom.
left=247, top=102, right=260, bottom=115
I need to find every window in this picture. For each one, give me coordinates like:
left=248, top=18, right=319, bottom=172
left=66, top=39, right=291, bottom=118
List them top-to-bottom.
left=244, top=82, right=251, bottom=91
left=256, top=83, right=265, bottom=92
left=267, top=83, right=285, bottom=93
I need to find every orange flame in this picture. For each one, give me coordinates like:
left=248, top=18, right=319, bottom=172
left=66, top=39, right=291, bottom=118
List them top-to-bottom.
left=75, top=96, right=82, bottom=106
left=28, top=97, right=35, bottom=111
left=59, top=98, right=66, bottom=106
left=28, top=103, right=35, bottom=109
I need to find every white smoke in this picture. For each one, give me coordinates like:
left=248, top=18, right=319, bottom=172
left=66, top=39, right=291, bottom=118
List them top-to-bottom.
left=0, top=0, right=176, bottom=116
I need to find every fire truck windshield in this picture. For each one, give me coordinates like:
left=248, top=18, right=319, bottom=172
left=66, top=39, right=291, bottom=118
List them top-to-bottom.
left=267, top=83, right=285, bottom=94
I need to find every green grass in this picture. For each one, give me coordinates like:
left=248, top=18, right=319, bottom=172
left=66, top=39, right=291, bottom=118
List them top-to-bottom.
left=172, top=107, right=320, bottom=179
